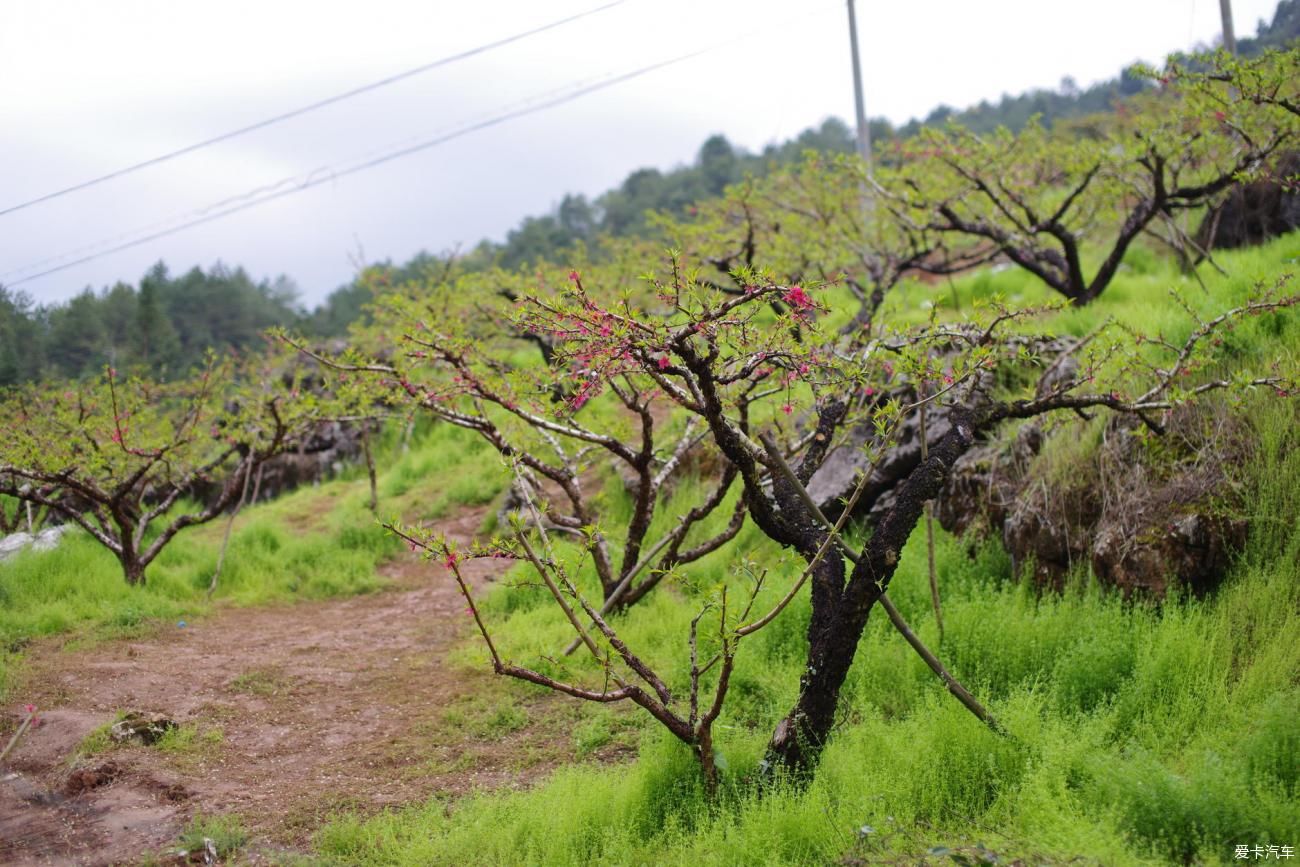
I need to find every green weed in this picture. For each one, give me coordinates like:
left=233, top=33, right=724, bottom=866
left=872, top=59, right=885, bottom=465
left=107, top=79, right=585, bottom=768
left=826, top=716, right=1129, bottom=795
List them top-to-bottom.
left=176, top=812, right=248, bottom=859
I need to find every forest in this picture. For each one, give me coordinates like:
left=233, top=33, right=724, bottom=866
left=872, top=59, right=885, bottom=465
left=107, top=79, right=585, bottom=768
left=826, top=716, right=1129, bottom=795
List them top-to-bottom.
left=1, top=22, right=1298, bottom=867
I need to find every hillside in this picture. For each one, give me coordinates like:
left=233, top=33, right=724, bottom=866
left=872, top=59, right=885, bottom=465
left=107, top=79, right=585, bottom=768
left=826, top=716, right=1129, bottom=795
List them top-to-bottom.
left=1, top=36, right=1297, bottom=867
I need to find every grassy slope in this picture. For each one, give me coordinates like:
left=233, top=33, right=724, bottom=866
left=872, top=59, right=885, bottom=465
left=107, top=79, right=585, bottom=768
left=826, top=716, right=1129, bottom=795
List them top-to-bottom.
left=312, top=238, right=1300, bottom=866
left=3, top=239, right=1294, bottom=864
left=0, top=419, right=507, bottom=700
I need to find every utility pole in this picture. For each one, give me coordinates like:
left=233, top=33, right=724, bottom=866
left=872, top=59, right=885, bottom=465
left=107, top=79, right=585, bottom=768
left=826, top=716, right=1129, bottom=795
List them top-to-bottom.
left=846, top=0, right=872, bottom=178
left=1219, top=0, right=1237, bottom=54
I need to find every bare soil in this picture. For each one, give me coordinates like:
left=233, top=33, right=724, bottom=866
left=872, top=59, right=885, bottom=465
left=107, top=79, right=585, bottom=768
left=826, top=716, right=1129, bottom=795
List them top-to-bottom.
left=0, top=504, right=622, bottom=865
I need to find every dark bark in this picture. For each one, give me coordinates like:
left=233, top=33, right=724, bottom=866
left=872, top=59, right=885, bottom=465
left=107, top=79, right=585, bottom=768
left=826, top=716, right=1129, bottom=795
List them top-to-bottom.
left=764, top=409, right=978, bottom=774
left=119, top=546, right=146, bottom=586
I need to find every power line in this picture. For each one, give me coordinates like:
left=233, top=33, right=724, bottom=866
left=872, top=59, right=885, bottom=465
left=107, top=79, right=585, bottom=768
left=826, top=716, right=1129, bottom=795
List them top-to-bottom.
left=0, top=0, right=630, bottom=218
left=4, top=0, right=841, bottom=289
left=4, top=46, right=716, bottom=287
left=1, top=77, right=616, bottom=282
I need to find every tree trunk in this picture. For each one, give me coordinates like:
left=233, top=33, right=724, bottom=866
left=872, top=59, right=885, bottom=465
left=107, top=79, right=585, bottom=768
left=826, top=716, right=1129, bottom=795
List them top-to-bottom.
left=764, top=409, right=979, bottom=776
left=362, top=425, right=378, bottom=513
left=120, top=549, right=147, bottom=586
left=765, top=588, right=877, bottom=774
left=696, top=727, right=719, bottom=798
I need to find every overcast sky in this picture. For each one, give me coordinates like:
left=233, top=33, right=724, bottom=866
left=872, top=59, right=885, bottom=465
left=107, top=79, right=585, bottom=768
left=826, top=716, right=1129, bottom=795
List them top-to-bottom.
left=0, top=0, right=1281, bottom=307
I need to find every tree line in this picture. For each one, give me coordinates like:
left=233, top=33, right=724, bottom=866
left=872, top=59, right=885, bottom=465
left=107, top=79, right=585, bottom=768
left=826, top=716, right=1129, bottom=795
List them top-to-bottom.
left=0, top=262, right=300, bottom=386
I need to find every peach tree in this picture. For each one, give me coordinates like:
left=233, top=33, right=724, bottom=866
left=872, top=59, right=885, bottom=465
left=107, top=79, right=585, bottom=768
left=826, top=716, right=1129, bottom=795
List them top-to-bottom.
left=900, top=49, right=1298, bottom=305
left=661, top=153, right=992, bottom=335
left=391, top=251, right=1297, bottom=786
left=284, top=267, right=748, bottom=613
left=0, top=353, right=351, bottom=585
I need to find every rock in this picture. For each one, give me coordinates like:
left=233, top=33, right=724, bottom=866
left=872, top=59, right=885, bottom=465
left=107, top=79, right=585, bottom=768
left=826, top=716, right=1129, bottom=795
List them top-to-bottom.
left=1196, top=150, right=1300, bottom=251
left=809, top=336, right=1074, bottom=525
left=809, top=395, right=967, bottom=524
left=936, top=409, right=1251, bottom=599
left=187, top=417, right=380, bottom=508
left=937, top=447, right=1006, bottom=537
left=614, top=462, right=643, bottom=501
left=495, top=482, right=531, bottom=532
left=1002, top=497, right=1085, bottom=589
left=1091, top=512, right=1248, bottom=599
left=0, top=525, right=71, bottom=563
left=31, top=526, right=68, bottom=552
left=0, top=532, right=35, bottom=560
left=109, top=713, right=176, bottom=746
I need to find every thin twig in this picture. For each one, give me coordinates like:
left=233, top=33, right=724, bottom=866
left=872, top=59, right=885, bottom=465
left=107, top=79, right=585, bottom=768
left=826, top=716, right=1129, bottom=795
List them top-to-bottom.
left=919, top=385, right=944, bottom=641
left=208, top=456, right=255, bottom=599
left=0, top=709, right=37, bottom=766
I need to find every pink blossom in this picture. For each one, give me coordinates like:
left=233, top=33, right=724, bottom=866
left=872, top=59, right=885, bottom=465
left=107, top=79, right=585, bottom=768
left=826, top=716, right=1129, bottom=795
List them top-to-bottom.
left=568, top=270, right=580, bottom=283
left=782, top=285, right=813, bottom=311
left=657, top=356, right=671, bottom=370
left=863, top=387, right=875, bottom=397
left=782, top=404, right=793, bottom=415
left=443, top=551, right=458, bottom=570
left=24, top=704, right=35, bottom=714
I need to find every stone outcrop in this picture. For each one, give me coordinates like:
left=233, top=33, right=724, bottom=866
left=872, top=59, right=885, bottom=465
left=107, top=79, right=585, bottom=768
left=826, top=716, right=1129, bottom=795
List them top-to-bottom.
left=1196, top=150, right=1300, bottom=251
left=803, top=331, right=1250, bottom=599
left=808, top=336, right=1074, bottom=526
left=934, top=411, right=1250, bottom=599
left=187, top=418, right=376, bottom=509
left=0, top=525, right=71, bottom=563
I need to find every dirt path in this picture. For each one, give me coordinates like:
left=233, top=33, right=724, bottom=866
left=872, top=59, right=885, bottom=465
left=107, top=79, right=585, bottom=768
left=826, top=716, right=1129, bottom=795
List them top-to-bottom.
left=0, top=504, right=604, bottom=865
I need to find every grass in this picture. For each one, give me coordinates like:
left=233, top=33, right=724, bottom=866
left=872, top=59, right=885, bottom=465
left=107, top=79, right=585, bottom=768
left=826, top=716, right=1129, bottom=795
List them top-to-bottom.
left=311, top=238, right=1300, bottom=866
left=311, top=413, right=1299, bottom=865
left=441, top=695, right=531, bottom=740
left=68, top=717, right=118, bottom=764
left=176, top=812, right=249, bottom=859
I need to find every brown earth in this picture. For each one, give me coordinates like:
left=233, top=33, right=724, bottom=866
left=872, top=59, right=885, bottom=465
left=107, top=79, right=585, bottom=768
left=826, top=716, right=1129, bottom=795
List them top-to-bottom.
left=0, top=504, right=628, bottom=866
